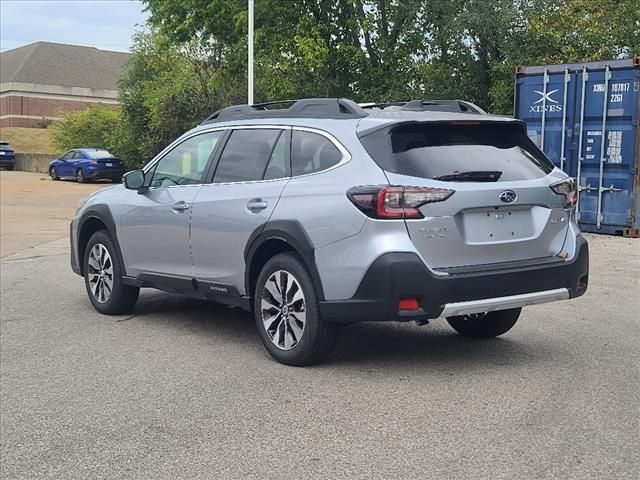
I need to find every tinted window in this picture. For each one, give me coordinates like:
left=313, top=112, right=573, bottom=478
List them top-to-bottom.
left=360, top=122, right=554, bottom=182
left=214, top=129, right=283, bottom=183
left=150, top=131, right=222, bottom=187
left=291, top=131, right=342, bottom=176
left=263, top=133, right=289, bottom=180
left=84, top=149, right=114, bottom=159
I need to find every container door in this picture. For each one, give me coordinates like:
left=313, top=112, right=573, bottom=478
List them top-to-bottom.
left=574, top=66, right=639, bottom=232
left=515, top=68, right=577, bottom=174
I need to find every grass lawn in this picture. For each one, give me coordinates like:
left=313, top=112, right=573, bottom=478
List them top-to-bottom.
left=0, top=127, right=58, bottom=154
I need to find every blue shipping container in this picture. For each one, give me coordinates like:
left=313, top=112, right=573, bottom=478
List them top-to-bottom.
left=515, top=58, right=640, bottom=236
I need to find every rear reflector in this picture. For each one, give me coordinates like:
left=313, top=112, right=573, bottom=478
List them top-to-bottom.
left=399, top=298, right=420, bottom=310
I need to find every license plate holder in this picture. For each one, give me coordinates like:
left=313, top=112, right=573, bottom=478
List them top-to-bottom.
left=461, top=207, right=534, bottom=243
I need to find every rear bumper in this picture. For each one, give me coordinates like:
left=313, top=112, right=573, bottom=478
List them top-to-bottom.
left=0, top=158, right=16, bottom=167
left=87, top=168, right=123, bottom=180
left=319, top=236, right=589, bottom=322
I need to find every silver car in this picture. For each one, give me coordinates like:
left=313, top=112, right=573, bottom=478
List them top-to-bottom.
left=70, top=98, right=589, bottom=365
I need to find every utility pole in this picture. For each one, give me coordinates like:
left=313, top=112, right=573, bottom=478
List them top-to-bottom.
left=248, top=0, right=254, bottom=105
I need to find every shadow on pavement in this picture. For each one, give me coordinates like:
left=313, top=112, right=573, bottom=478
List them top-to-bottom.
left=129, top=291, right=558, bottom=369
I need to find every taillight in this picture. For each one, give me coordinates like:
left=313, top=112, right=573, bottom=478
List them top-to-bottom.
left=89, top=160, right=98, bottom=166
left=550, top=178, right=577, bottom=208
left=347, top=186, right=454, bottom=219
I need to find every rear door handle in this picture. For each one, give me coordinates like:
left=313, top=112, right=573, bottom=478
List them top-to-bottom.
left=246, top=199, right=268, bottom=211
left=172, top=201, right=190, bottom=212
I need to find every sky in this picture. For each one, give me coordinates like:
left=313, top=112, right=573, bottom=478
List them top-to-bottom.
left=0, top=0, right=149, bottom=52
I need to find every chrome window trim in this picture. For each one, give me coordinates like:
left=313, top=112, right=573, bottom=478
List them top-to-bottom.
left=141, top=124, right=351, bottom=188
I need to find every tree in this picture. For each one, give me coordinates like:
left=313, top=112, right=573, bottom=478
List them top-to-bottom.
left=127, top=0, right=639, bottom=138
left=521, top=0, right=640, bottom=64
left=116, top=30, right=245, bottom=167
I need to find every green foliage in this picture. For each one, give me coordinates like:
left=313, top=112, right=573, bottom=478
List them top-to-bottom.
left=52, top=0, right=637, bottom=165
left=115, top=30, right=246, bottom=168
left=50, top=105, right=122, bottom=158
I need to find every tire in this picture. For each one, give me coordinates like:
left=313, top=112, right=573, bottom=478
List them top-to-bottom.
left=6, top=165, right=14, bottom=171
left=50, top=166, right=59, bottom=180
left=76, top=168, right=86, bottom=183
left=113, top=177, right=122, bottom=184
left=83, top=230, right=139, bottom=315
left=254, top=252, right=336, bottom=366
left=446, top=308, right=521, bottom=339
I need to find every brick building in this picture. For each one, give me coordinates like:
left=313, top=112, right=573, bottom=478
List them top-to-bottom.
left=0, top=42, right=130, bottom=128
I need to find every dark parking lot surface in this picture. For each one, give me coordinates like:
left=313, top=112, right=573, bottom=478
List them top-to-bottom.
left=1, top=233, right=639, bottom=479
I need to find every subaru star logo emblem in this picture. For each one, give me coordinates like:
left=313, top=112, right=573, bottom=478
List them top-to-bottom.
left=499, top=190, right=517, bottom=203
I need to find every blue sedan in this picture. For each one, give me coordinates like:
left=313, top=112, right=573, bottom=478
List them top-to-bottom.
left=0, top=141, right=16, bottom=170
left=49, top=148, right=125, bottom=183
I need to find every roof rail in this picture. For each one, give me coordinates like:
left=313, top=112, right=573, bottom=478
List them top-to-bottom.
left=201, top=98, right=368, bottom=124
left=360, top=99, right=487, bottom=115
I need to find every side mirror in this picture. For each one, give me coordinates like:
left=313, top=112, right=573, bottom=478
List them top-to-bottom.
left=123, top=170, right=146, bottom=191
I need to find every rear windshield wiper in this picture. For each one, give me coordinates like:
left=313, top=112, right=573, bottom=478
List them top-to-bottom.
left=433, top=171, right=502, bottom=182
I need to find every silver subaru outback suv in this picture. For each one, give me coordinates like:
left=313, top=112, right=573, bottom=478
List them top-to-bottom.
left=70, top=98, right=589, bottom=365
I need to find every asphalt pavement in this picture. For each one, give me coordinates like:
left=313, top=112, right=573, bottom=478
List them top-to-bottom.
left=1, top=232, right=639, bottom=479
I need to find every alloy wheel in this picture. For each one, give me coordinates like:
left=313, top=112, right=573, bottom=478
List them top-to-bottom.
left=87, top=243, right=114, bottom=303
left=260, top=270, right=306, bottom=350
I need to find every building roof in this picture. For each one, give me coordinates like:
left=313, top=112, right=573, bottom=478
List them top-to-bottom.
left=0, top=42, right=131, bottom=91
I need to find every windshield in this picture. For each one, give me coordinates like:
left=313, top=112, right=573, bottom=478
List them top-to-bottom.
left=359, top=121, right=554, bottom=182
left=84, top=149, right=114, bottom=159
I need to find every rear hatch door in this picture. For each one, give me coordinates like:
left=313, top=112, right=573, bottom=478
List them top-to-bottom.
left=360, top=120, right=572, bottom=270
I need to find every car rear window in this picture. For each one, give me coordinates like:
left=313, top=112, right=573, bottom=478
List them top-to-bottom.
left=359, top=122, right=554, bottom=182
left=0, top=143, right=12, bottom=151
left=84, top=149, right=114, bottom=159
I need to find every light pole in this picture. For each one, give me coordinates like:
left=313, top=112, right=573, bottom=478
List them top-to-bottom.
left=248, top=0, right=254, bottom=105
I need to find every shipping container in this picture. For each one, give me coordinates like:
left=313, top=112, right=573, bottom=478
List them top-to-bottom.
left=515, top=58, right=640, bottom=237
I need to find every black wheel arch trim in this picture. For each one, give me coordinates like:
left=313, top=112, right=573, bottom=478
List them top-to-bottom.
left=76, top=204, right=124, bottom=276
left=244, top=220, right=325, bottom=301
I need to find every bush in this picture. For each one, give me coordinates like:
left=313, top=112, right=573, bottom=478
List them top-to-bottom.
left=50, top=105, right=129, bottom=165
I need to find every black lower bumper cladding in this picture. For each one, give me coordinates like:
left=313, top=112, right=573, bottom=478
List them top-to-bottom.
left=320, top=236, right=589, bottom=322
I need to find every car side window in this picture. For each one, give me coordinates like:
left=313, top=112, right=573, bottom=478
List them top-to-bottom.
left=213, top=129, right=283, bottom=183
left=291, top=130, right=343, bottom=176
left=150, top=131, right=222, bottom=188
left=263, top=132, right=289, bottom=180
left=61, top=151, right=74, bottom=160
left=72, top=151, right=84, bottom=159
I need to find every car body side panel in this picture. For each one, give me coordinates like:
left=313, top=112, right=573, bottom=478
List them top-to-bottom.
left=269, top=135, right=387, bottom=250
left=190, top=179, right=290, bottom=291
left=119, top=185, right=203, bottom=277
left=314, top=218, right=417, bottom=300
